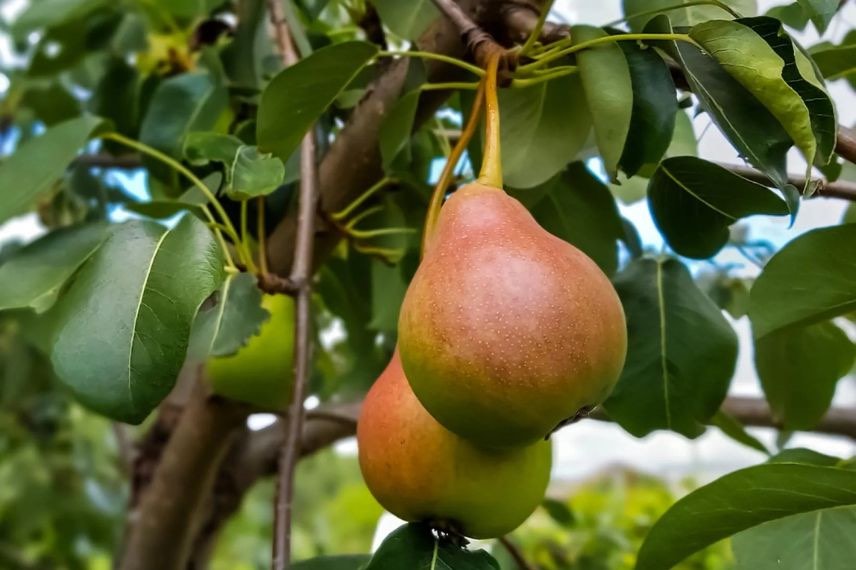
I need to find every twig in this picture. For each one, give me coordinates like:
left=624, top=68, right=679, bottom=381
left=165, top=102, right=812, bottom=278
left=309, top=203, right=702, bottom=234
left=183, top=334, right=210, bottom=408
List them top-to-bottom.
left=430, top=0, right=507, bottom=68
left=267, top=1, right=319, bottom=568
left=717, top=162, right=856, bottom=202
left=499, top=536, right=535, bottom=570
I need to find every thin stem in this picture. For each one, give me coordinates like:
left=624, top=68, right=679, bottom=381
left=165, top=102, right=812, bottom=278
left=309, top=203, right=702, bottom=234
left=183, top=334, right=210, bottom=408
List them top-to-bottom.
left=519, top=0, right=555, bottom=55
left=604, top=0, right=740, bottom=27
left=520, top=33, right=696, bottom=71
left=377, top=50, right=485, bottom=77
left=477, top=52, right=503, bottom=188
left=511, top=67, right=577, bottom=87
left=421, top=80, right=486, bottom=253
left=420, top=81, right=482, bottom=91
left=433, top=118, right=453, bottom=158
left=101, top=132, right=240, bottom=269
left=331, top=177, right=396, bottom=221
left=257, top=197, right=269, bottom=276
left=240, top=200, right=257, bottom=274
left=499, top=536, right=535, bottom=570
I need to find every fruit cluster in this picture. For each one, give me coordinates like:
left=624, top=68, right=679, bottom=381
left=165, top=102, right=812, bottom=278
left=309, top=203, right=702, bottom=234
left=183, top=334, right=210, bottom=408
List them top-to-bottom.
left=358, top=181, right=627, bottom=538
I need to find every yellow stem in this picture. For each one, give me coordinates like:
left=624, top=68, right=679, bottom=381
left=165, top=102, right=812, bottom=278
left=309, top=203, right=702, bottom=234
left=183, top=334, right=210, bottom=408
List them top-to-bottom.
left=519, top=0, right=555, bottom=55
left=377, top=50, right=485, bottom=77
left=477, top=52, right=503, bottom=188
left=257, top=197, right=269, bottom=276
left=240, top=199, right=257, bottom=274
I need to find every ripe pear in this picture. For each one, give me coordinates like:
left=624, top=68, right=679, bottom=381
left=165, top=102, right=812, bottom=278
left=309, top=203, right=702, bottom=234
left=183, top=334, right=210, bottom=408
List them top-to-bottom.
left=398, top=182, right=627, bottom=447
left=207, top=294, right=294, bottom=409
left=358, top=352, right=552, bottom=539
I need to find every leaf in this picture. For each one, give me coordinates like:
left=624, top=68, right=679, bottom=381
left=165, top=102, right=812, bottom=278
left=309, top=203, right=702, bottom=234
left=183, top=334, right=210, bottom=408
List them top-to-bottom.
left=11, top=0, right=107, bottom=35
left=372, top=0, right=439, bottom=40
left=623, top=0, right=757, bottom=31
left=795, top=0, right=839, bottom=34
left=766, top=2, right=810, bottom=30
left=647, top=15, right=793, bottom=188
left=738, top=17, right=837, bottom=165
left=690, top=19, right=817, bottom=166
left=573, top=26, right=633, bottom=179
left=810, top=31, right=856, bottom=86
left=618, top=38, right=678, bottom=176
left=257, top=41, right=378, bottom=161
left=90, top=57, right=141, bottom=138
left=139, top=72, right=228, bottom=158
left=498, top=73, right=592, bottom=189
left=20, top=83, right=81, bottom=126
left=379, top=90, right=420, bottom=170
left=0, top=115, right=105, bottom=224
left=183, top=132, right=243, bottom=166
left=226, top=146, right=286, bottom=200
left=647, top=157, right=789, bottom=258
left=514, top=163, right=624, bottom=276
left=51, top=216, right=225, bottom=423
left=0, top=224, right=107, bottom=313
left=748, top=224, right=856, bottom=338
left=605, top=257, right=738, bottom=438
left=369, top=259, right=408, bottom=333
left=188, top=273, right=269, bottom=360
left=754, top=320, right=855, bottom=430
left=711, top=411, right=770, bottom=455
left=769, top=447, right=842, bottom=466
left=636, top=463, right=856, bottom=570
left=542, top=498, right=575, bottom=528
left=365, top=523, right=500, bottom=570
left=292, top=555, right=372, bottom=570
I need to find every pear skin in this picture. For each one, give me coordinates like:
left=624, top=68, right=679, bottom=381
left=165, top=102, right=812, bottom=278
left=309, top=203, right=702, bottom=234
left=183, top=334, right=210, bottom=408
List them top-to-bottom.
left=398, top=183, right=627, bottom=447
left=207, top=294, right=294, bottom=409
left=357, top=352, right=552, bottom=539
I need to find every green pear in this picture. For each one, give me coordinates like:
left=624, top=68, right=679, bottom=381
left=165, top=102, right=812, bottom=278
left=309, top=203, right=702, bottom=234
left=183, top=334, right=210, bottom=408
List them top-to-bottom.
left=398, top=182, right=627, bottom=447
left=207, top=294, right=294, bottom=409
left=357, top=351, right=552, bottom=539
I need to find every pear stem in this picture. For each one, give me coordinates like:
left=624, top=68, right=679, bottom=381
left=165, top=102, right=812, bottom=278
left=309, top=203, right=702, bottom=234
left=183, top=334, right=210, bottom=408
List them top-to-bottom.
left=477, top=52, right=503, bottom=188
left=421, top=79, right=486, bottom=254
left=257, top=196, right=269, bottom=276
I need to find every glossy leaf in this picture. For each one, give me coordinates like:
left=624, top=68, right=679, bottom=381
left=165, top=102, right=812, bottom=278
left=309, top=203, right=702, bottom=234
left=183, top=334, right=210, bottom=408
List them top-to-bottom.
left=372, top=0, right=439, bottom=40
left=623, top=0, right=757, bottom=31
left=795, top=0, right=839, bottom=34
left=647, top=15, right=793, bottom=188
left=690, top=19, right=817, bottom=165
left=573, top=26, right=632, bottom=179
left=810, top=31, right=856, bottom=86
left=618, top=38, right=678, bottom=176
left=257, top=41, right=378, bottom=161
left=139, top=72, right=228, bottom=158
left=379, top=90, right=420, bottom=170
left=0, top=115, right=105, bottom=224
left=183, top=132, right=243, bottom=166
left=226, top=146, right=286, bottom=200
left=648, top=157, right=788, bottom=258
left=51, top=216, right=225, bottom=423
left=748, top=223, right=856, bottom=338
left=0, top=224, right=108, bottom=313
left=605, top=257, right=738, bottom=438
left=188, top=273, right=269, bottom=359
left=754, top=320, right=855, bottom=430
left=711, top=411, right=770, bottom=455
left=636, top=463, right=856, bottom=570
left=365, top=523, right=499, bottom=570
left=292, top=555, right=371, bottom=570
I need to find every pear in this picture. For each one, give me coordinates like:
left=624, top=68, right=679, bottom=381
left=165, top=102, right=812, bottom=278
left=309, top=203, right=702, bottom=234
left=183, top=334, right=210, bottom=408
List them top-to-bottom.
left=398, top=182, right=627, bottom=447
left=207, top=294, right=294, bottom=409
left=357, top=351, right=552, bottom=539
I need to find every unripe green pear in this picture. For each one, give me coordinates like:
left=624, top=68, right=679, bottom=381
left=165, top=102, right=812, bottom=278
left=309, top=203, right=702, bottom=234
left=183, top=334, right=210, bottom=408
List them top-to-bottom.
left=398, top=182, right=627, bottom=448
left=207, top=294, right=294, bottom=409
left=357, top=351, right=552, bottom=539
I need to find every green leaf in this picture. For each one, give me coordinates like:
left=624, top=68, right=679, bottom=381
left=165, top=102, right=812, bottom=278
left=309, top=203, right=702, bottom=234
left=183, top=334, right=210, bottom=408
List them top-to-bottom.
left=11, top=0, right=107, bottom=35
left=152, top=0, right=219, bottom=19
left=372, top=0, right=439, bottom=40
left=623, top=0, right=757, bottom=31
left=795, top=0, right=839, bottom=34
left=766, top=2, right=810, bottom=30
left=647, top=15, right=793, bottom=188
left=738, top=17, right=837, bottom=165
left=690, top=19, right=817, bottom=166
left=573, top=26, right=633, bottom=179
left=810, top=31, right=856, bottom=86
left=618, top=38, right=678, bottom=176
left=257, top=41, right=378, bottom=161
left=90, top=57, right=141, bottom=137
left=139, top=72, right=228, bottom=158
left=499, top=73, right=592, bottom=189
left=20, top=83, right=81, bottom=126
left=379, top=90, right=420, bottom=170
left=0, top=115, right=105, bottom=224
left=183, top=132, right=243, bottom=166
left=226, top=146, right=286, bottom=200
left=648, top=157, right=789, bottom=258
left=514, top=163, right=624, bottom=276
left=51, top=216, right=225, bottom=423
left=0, top=224, right=107, bottom=313
left=748, top=224, right=856, bottom=338
left=605, top=257, right=738, bottom=438
left=369, top=259, right=408, bottom=333
left=188, top=273, right=269, bottom=359
left=754, top=320, right=855, bottom=430
left=711, top=411, right=769, bottom=455
left=769, top=447, right=842, bottom=466
left=636, top=463, right=856, bottom=570
left=542, top=498, right=575, bottom=528
left=734, top=507, right=856, bottom=570
left=365, top=523, right=500, bottom=570
left=292, top=555, right=372, bottom=570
